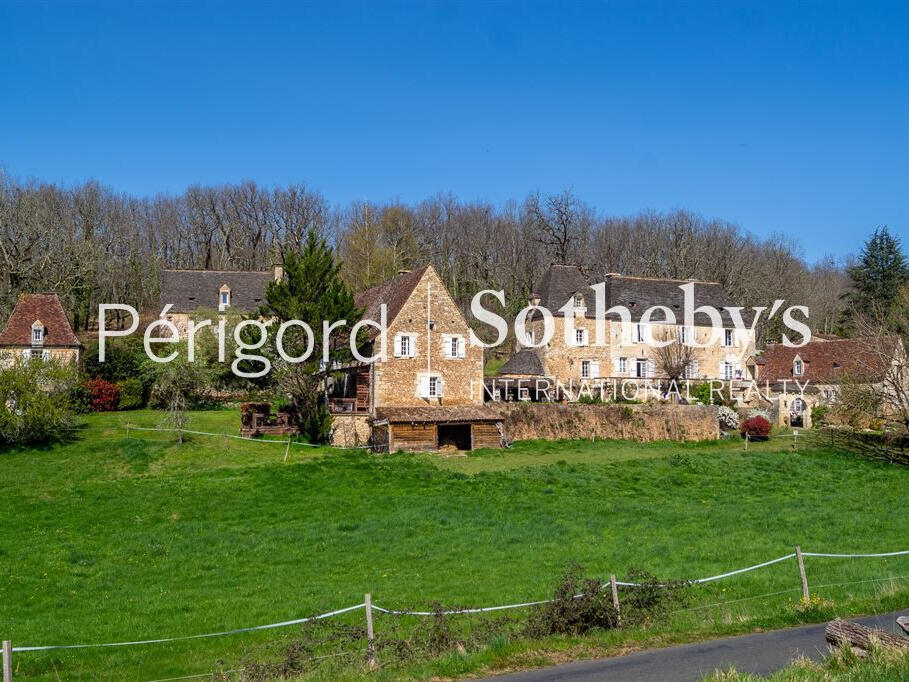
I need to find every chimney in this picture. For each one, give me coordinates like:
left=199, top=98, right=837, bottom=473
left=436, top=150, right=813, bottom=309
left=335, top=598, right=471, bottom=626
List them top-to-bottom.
left=273, top=263, right=284, bottom=281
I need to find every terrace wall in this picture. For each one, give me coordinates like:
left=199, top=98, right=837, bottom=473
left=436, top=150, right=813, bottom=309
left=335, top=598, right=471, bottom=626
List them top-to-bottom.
left=500, top=403, right=719, bottom=443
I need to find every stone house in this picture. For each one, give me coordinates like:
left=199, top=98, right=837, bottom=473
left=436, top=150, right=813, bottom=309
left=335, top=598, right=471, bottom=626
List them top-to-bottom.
left=495, top=264, right=756, bottom=400
left=329, top=265, right=502, bottom=451
left=159, top=266, right=283, bottom=332
left=0, top=293, right=83, bottom=366
left=754, top=336, right=901, bottom=427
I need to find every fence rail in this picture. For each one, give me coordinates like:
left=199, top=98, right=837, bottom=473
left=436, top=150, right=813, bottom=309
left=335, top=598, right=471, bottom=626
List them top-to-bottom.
left=5, top=544, right=909, bottom=680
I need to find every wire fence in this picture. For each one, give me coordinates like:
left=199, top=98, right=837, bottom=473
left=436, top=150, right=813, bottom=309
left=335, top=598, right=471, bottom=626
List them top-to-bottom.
left=5, top=544, right=909, bottom=682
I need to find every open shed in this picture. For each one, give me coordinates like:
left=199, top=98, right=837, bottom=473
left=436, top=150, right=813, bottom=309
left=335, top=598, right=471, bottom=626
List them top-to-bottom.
left=372, top=406, right=505, bottom=453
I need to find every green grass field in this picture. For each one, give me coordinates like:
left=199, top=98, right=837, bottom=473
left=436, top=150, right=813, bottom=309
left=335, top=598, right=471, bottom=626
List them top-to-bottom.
left=2, top=409, right=909, bottom=680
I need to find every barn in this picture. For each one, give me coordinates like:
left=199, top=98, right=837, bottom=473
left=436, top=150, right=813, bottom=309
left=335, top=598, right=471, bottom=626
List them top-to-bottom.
left=372, top=406, right=505, bottom=452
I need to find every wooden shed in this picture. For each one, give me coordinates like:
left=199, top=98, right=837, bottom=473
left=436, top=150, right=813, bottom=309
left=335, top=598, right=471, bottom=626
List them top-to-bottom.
left=372, top=406, right=505, bottom=453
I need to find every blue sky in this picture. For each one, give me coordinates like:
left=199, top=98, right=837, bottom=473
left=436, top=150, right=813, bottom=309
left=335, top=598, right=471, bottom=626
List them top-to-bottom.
left=1, top=0, right=907, bottom=262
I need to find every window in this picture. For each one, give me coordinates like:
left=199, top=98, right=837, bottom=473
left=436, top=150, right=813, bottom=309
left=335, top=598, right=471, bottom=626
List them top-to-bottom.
left=220, top=291, right=229, bottom=306
left=573, top=294, right=584, bottom=308
left=635, top=324, right=646, bottom=343
left=32, top=326, right=44, bottom=344
left=677, top=326, right=688, bottom=344
left=575, top=328, right=588, bottom=346
left=526, top=329, right=535, bottom=345
left=723, top=329, right=734, bottom=347
left=395, top=334, right=415, bottom=358
left=443, top=335, right=465, bottom=358
left=615, top=356, right=627, bottom=374
left=635, top=358, right=648, bottom=378
left=793, top=358, right=803, bottom=376
left=581, top=360, right=590, bottom=378
left=684, top=360, right=699, bottom=379
left=722, top=362, right=734, bottom=380
left=420, top=375, right=443, bottom=398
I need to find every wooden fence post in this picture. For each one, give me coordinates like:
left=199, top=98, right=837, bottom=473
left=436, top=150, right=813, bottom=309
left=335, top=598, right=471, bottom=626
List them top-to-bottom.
left=744, top=433, right=749, bottom=451
left=283, top=435, right=292, bottom=463
left=796, top=545, right=810, bottom=603
left=610, top=575, right=621, bottom=627
left=364, top=593, right=376, bottom=669
left=3, top=640, right=12, bottom=682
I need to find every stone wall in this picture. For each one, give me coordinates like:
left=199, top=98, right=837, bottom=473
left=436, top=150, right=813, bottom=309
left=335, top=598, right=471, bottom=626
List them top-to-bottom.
left=500, top=403, right=720, bottom=443
left=330, top=414, right=372, bottom=448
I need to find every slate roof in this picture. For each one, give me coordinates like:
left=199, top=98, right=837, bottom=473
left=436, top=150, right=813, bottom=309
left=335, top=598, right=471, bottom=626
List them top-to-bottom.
left=532, top=265, right=746, bottom=326
left=354, top=266, right=430, bottom=339
left=160, top=269, right=275, bottom=314
left=0, top=293, right=82, bottom=347
left=757, top=337, right=897, bottom=383
left=498, top=350, right=547, bottom=376
left=375, top=405, right=503, bottom=423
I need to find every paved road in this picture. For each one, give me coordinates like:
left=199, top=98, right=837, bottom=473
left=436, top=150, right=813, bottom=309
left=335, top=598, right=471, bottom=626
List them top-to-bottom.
left=483, top=609, right=909, bottom=681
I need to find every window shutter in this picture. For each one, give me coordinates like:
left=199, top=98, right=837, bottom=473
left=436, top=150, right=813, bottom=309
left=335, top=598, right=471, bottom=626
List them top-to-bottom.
left=394, top=334, right=402, bottom=357
left=457, top=337, right=466, bottom=358
left=22, top=349, right=29, bottom=361
left=42, top=350, right=51, bottom=362
left=613, top=357, right=622, bottom=374
left=647, top=360, right=655, bottom=378
left=590, top=361, right=600, bottom=379
left=419, top=375, right=430, bottom=397
left=436, top=376, right=444, bottom=396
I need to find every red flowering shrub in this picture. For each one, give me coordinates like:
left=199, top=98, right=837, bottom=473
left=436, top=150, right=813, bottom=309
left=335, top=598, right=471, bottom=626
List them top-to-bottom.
left=86, top=378, right=120, bottom=412
left=740, top=415, right=771, bottom=440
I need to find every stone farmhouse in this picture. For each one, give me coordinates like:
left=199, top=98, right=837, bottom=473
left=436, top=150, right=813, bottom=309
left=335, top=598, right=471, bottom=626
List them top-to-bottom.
left=493, top=264, right=757, bottom=400
left=159, top=265, right=284, bottom=332
left=329, top=265, right=503, bottom=452
left=0, top=293, right=83, bottom=366
left=754, top=335, right=903, bottom=427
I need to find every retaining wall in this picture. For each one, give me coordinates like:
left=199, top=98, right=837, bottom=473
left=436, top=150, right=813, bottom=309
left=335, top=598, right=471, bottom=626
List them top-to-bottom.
left=500, top=403, right=719, bottom=442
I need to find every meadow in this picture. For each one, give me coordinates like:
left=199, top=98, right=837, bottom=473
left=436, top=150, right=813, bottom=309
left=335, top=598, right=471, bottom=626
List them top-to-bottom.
left=2, top=409, right=909, bottom=680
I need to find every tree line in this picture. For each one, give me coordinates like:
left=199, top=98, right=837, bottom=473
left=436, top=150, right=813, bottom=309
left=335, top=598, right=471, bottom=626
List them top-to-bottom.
left=0, top=172, right=852, bottom=344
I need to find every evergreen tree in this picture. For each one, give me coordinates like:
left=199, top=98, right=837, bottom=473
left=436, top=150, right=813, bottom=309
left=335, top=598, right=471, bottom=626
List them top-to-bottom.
left=846, top=226, right=909, bottom=312
left=261, top=230, right=361, bottom=443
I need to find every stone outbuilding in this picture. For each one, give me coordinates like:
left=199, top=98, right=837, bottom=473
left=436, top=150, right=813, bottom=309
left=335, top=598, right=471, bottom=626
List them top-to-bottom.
left=0, top=293, right=83, bottom=366
left=371, top=406, right=505, bottom=452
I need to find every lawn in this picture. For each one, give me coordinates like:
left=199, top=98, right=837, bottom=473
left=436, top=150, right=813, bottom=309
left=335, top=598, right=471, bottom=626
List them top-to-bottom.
left=2, top=409, right=909, bottom=680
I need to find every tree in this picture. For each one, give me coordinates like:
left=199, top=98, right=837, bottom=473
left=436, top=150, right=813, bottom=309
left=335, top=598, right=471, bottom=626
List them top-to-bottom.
left=845, top=227, right=909, bottom=315
left=261, top=230, right=361, bottom=443
left=652, top=329, right=697, bottom=385
left=0, top=359, right=78, bottom=446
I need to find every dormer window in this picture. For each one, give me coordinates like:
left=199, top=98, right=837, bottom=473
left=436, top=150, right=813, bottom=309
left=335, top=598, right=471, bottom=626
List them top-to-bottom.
left=219, top=285, right=231, bottom=310
left=573, top=293, right=584, bottom=308
left=31, top=321, right=45, bottom=346
left=793, top=357, right=804, bottom=376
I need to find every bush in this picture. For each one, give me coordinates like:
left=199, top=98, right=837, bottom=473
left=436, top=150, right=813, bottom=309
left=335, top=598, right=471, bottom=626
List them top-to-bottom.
left=82, top=337, right=146, bottom=385
left=0, top=361, right=77, bottom=446
left=86, top=378, right=120, bottom=412
left=116, top=378, right=144, bottom=410
left=694, top=382, right=726, bottom=405
left=68, top=383, right=93, bottom=414
left=812, top=404, right=830, bottom=426
left=717, top=405, right=739, bottom=431
left=741, top=415, right=771, bottom=440
left=525, top=565, right=618, bottom=637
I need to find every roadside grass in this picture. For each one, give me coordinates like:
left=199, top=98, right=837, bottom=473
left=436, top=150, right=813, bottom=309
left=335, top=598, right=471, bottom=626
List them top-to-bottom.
left=1, top=410, right=909, bottom=680
left=704, top=644, right=909, bottom=680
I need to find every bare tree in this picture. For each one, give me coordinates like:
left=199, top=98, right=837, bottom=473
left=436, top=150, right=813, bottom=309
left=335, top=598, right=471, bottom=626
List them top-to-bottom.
left=652, top=329, right=698, bottom=384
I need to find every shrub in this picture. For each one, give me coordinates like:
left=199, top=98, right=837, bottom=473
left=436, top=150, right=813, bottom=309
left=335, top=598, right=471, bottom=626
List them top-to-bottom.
left=82, top=337, right=146, bottom=385
left=0, top=361, right=77, bottom=446
left=86, top=378, right=120, bottom=412
left=116, top=378, right=144, bottom=410
left=694, top=382, right=725, bottom=406
left=67, top=383, right=93, bottom=414
left=577, top=394, right=603, bottom=404
left=812, top=404, right=830, bottom=426
left=717, top=405, right=739, bottom=431
left=741, top=415, right=771, bottom=440
left=525, top=565, right=618, bottom=637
